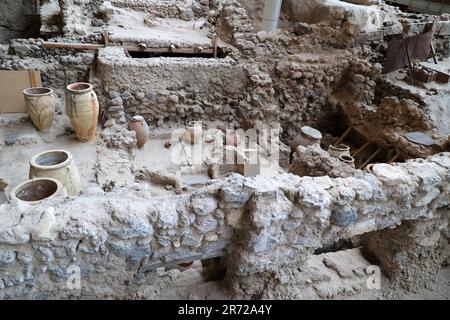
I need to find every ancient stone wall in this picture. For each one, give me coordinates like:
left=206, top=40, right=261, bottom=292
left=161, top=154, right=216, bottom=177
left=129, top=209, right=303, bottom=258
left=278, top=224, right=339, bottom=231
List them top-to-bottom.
left=0, top=0, right=32, bottom=42
left=0, top=39, right=96, bottom=89
left=97, top=47, right=254, bottom=127
left=0, top=153, right=448, bottom=298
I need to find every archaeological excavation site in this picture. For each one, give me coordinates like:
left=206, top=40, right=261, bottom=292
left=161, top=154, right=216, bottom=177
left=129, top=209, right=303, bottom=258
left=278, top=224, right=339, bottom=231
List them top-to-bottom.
left=0, top=0, right=449, bottom=302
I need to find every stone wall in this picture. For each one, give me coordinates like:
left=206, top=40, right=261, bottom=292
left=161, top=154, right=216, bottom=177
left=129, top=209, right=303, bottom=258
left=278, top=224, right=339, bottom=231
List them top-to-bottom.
left=0, top=0, right=34, bottom=42
left=0, top=39, right=96, bottom=89
left=97, top=47, right=257, bottom=127
left=0, top=153, right=448, bottom=298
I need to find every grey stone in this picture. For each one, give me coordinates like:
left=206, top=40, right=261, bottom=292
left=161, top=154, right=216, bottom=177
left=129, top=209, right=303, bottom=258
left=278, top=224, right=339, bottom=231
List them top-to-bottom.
left=109, top=91, right=120, bottom=99
left=110, top=96, right=123, bottom=106
left=108, top=105, right=124, bottom=112
left=404, top=131, right=436, bottom=146
left=5, top=133, right=18, bottom=145
left=191, top=196, right=217, bottom=216
left=331, top=206, right=358, bottom=227
left=195, top=216, right=218, bottom=233
left=109, top=221, right=153, bottom=240
left=181, top=232, right=203, bottom=247
left=106, top=240, right=151, bottom=259
left=0, top=250, right=16, bottom=265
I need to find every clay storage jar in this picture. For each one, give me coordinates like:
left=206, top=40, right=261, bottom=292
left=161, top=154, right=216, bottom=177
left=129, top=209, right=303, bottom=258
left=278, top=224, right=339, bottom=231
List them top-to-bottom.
left=66, top=82, right=99, bottom=142
left=22, top=87, right=55, bottom=132
left=128, top=115, right=149, bottom=148
left=185, top=121, right=202, bottom=145
left=291, top=126, right=322, bottom=153
left=328, top=144, right=351, bottom=158
left=29, top=150, right=81, bottom=197
left=339, top=154, right=355, bottom=169
left=10, top=178, right=64, bottom=205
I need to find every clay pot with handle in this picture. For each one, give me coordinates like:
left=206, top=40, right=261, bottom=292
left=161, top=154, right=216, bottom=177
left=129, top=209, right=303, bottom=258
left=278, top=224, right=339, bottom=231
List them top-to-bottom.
left=66, top=82, right=99, bottom=142
left=23, top=87, right=55, bottom=132
left=128, top=115, right=149, bottom=148
left=328, top=144, right=351, bottom=158
left=29, top=150, right=81, bottom=197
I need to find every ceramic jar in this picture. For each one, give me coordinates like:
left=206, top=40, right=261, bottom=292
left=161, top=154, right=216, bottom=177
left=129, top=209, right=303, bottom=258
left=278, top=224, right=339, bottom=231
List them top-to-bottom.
left=66, top=82, right=99, bottom=142
left=22, top=87, right=55, bottom=132
left=128, top=115, right=149, bottom=148
left=185, top=121, right=202, bottom=144
left=291, top=126, right=322, bottom=153
left=328, top=144, right=351, bottom=158
left=29, top=150, right=81, bottom=197
left=339, top=154, right=355, bottom=168
left=10, top=178, right=64, bottom=205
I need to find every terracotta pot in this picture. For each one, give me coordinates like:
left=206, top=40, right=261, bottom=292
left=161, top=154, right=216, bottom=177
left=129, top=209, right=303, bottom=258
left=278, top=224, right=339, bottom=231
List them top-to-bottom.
left=66, top=82, right=99, bottom=142
left=23, top=87, right=55, bottom=132
left=128, top=115, right=149, bottom=148
left=185, top=121, right=202, bottom=145
left=291, top=126, right=322, bottom=153
left=225, top=131, right=241, bottom=147
left=328, top=144, right=351, bottom=158
left=29, top=150, right=81, bottom=197
left=339, top=154, right=355, bottom=168
left=10, top=178, right=64, bottom=205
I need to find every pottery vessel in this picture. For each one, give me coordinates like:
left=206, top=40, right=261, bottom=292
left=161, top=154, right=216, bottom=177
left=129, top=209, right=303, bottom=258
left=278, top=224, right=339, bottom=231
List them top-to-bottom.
left=66, top=82, right=99, bottom=142
left=23, top=87, right=55, bottom=132
left=128, top=115, right=149, bottom=148
left=185, top=121, right=202, bottom=144
left=291, top=126, right=322, bottom=153
left=225, top=131, right=241, bottom=147
left=328, top=144, right=351, bottom=158
left=29, top=150, right=81, bottom=197
left=339, top=154, right=355, bottom=168
left=364, top=163, right=376, bottom=173
left=10, top=178, right=64, bottom=205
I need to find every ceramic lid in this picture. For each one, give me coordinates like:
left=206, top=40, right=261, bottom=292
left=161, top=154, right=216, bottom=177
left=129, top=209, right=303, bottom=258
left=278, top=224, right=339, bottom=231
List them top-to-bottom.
left=301, top=126, right=322, bottom=140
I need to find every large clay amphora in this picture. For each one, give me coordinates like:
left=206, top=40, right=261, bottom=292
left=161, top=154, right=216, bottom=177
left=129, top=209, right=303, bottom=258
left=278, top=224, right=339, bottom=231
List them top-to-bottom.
left=66, top=82, right=99, bottom=142
left=23, top=87, right=55, bottom=132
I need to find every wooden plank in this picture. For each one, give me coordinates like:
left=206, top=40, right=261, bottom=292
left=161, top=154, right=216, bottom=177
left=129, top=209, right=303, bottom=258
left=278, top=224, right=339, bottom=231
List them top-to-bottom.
left=42, top=41, right=214, bottom=54
left=43, top=42, right=105, bottom=50
left=0, top=70, right=42, bottom=113
left=335, top=127, right=352, bottom=146
left=359, top=147, right=383, bottom=170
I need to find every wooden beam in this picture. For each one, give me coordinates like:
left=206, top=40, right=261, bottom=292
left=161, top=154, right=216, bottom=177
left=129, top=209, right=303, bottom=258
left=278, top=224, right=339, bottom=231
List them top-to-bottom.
left=103, top=30, right=109, bottom=47
left=212, top=35, right=218, bottom=58
left=402, top=37, right=415, bottom=86
left=42, top=41, right=214, bottom=55
left=43, top=42, right=105, bottom=50
left=335, top=126, right=353, bottom=146
left=352, top=141, right=371, bottom=158
left=359, top=147, right=382, bottom=170
left=388, top=153, right=400, bottom=164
